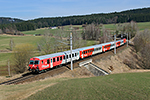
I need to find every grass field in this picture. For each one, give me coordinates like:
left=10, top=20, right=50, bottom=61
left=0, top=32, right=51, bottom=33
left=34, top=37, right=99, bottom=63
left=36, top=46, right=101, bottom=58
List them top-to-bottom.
left=137, top=22, right=150, bottom=31
left=0, top=35, right=42, bottom=50
left=0, top=72, right=149, bottom=100
left=25, top=72, right=150, bottom=100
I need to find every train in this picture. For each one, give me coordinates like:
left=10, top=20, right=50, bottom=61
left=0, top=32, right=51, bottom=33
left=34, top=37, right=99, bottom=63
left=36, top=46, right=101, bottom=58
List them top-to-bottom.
left=28, top=38, right=126, bottom=73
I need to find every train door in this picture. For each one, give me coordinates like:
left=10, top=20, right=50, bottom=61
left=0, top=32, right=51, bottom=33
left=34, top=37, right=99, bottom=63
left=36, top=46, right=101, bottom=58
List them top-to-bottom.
left=50, top=58, right=53, bottom=68
left=47, top=59, right=50, bottom=68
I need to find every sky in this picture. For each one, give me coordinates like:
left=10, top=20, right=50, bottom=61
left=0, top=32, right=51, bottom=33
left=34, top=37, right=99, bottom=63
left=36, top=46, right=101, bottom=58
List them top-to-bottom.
left=0, top=0, right=149, bottom=20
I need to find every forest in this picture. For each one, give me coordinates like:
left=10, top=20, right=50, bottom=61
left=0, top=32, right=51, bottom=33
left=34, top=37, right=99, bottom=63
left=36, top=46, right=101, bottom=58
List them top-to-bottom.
left=0, top=7, right=150, bottom=34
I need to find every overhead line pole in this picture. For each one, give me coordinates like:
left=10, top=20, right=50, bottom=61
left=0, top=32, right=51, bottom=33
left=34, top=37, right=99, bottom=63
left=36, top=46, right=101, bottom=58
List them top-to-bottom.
left=70, top=32, right=73, bottom=70
left=127, top=32, right=128, bottom=47
left=114, top=33, right=116, bottom=54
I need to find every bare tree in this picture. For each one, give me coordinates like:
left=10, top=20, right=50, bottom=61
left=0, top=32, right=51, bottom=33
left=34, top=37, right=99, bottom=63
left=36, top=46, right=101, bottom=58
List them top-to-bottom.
left=125, top=21, right=138, bottom=39
left=82, top=23, right=101, bottom=40
left=100, top=26, right=113, bottom=43
left=72, top=28, right=87, bottom=49
left=133, top=29, right=150, bottom=52
left=133, top=29, right=150, bottom=69
left=38, top=34, right=56, bottom=54
left=9, top=38, right=15, bottom=51
left=12, top=43, right=35, bottom=73
left=140, top=44, right=150, bottom=68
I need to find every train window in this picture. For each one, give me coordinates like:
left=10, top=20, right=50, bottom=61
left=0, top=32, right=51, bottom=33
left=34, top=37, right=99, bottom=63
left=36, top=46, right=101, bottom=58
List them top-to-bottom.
left=88, top=50, right=89, bottom=53
left=83, top=51, right=85, bottom=54
left=86, top=51, right=87, bottom=53
left=75, top=53, right=77, bottom=56
left=69, top=54, right=71, bottom=58
left=72, top=54, right=74, bottom=57
left=67, top=55, right=68, bottom=59
left=60, top=56, right=62, bottom=60
left=64, top=56, right=65, bottom=59
left=57, top=57, right=59, bottom=61
left=53, top=58, right=55, bottom=62
left=47, top=59, right=50, bottom=64
left=29, top=60, right=33, bottom=64
left=41, top=60, right=43, bottom=64
left=34, top=61, right=39, bottom=64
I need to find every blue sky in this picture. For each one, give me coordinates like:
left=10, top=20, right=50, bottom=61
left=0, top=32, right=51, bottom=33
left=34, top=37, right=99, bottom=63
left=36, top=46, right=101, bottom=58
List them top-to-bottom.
left=0, top=0, right=149, bottom=20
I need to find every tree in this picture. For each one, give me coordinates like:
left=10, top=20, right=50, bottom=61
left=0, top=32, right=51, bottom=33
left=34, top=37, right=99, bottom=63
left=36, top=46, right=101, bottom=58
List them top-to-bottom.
left=125, top=21, right=138, bottom=39
left=82, top=23, right=101, bottom=40
left=100, top=26, right=113, bottom=43
left=72, top=28, right=87, bottom=49
left=0, top=29, right=2, bottom=34
left=133, top=29, right=150, bottom=68
left=133, top=29, right=150, bottom=52
left=38, top=31, right=56, bottom=54
left=9, top=38, right=15, bottom=51
left=12, top=44, right=35, bottom=73
left=140, top=44, right=150, bottom=68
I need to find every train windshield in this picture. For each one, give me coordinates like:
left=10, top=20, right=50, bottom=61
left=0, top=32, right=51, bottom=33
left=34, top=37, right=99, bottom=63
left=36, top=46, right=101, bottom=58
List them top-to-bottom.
left=29, top=60, right=39, bottom=65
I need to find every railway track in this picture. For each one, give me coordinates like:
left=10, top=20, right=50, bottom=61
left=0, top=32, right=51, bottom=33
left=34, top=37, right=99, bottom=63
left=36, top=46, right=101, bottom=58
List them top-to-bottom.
left=0, top=44, right=127, bottom=85
left=0, top=66, right=69, bottom=85
left=0, top=74, right=35, bottom=85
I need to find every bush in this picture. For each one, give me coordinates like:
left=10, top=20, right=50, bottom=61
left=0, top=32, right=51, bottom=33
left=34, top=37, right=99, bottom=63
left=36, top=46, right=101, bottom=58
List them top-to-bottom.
left=133, top=29, right=150, bottom=69
left=133, top=29, right=150, bottom=52
left=12, top=44, right=35, bottom=73
left=140, top=44, right=150, bottom=68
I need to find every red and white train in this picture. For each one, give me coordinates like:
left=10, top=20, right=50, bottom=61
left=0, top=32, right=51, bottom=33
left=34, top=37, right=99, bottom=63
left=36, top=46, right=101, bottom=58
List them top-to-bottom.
left=28, top=38, right=126, bottom=73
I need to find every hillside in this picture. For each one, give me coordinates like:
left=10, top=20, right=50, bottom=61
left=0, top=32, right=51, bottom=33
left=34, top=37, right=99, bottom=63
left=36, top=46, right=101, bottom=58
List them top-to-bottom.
left=0, top=7, right=150, bottom=33
left=29, top=7, right=150, bottom=28
left=0, top=17, right=24, bottom=24
left=25, top=72, right=150, bottom=100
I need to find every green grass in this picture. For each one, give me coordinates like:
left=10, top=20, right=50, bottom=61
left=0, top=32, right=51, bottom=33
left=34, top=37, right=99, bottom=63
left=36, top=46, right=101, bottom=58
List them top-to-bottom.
left=103, top=22, right=150, bottom=32
left=137, top=22, right=150, bottom=31
left=104, top=23, right=116, bottom=30
left=22, top=28, right=52, bottom=35
left=0, top=35, right=42, bottom=50
left=0, top=53, right=13, bottom=76
left=0, top=53, right=12, bottom=65
left=25, top=72, right=150, bottom=100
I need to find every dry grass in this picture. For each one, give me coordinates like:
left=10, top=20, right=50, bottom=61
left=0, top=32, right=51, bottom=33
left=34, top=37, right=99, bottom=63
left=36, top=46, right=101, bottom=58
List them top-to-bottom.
left=93, top=45, right=150, bottom=74
left=0, top=77, right=68, bottom=100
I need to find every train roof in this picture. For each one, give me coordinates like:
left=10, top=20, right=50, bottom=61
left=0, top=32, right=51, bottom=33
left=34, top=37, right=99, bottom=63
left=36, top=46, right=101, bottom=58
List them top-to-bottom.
left=34, top=52, right=65, bottom=60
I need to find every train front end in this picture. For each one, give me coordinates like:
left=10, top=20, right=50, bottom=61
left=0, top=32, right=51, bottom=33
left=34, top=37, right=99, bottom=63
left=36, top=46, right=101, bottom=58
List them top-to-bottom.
left=28, top=58, right=40, bottom=72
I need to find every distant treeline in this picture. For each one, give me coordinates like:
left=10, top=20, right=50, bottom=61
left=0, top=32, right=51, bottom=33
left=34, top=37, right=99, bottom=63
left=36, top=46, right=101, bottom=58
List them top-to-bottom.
left=0, top=7, right=150, bottom=34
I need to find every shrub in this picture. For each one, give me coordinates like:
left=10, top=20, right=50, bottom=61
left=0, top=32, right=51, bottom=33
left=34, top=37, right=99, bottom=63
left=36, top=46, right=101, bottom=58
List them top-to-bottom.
left=12, top=43, right=35, bottom=73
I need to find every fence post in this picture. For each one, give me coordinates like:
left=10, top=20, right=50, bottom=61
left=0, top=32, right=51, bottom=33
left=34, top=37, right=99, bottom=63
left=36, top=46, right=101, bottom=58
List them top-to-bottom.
left=8, top=59, right=10, bottom=76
